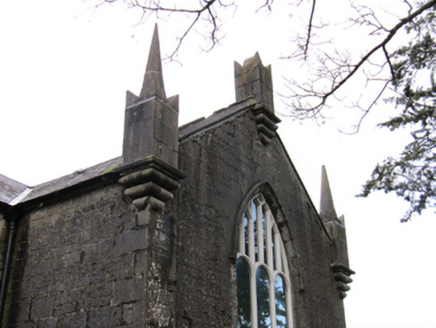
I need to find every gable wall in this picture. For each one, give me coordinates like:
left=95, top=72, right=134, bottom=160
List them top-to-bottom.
left=1, top=109, right=345, bottom=328
left=176, top=109, right=343, bottom=327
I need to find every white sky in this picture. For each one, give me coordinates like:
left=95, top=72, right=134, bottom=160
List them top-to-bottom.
left=0, top=0, right=435, bottom=327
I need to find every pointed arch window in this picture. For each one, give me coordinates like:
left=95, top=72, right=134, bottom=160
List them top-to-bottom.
left=237, top=194, right=293, bottom=328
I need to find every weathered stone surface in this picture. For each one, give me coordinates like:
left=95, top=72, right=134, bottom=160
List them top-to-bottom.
left=140, top=24, right=166, bottom=101
left=122, top=25, right=180, bottom=170
left=0, top=39, right=351, bottom=328
left=235, top=53, right=275, bottom=113
left=122, top=99, right=179, bottom=167
left=175, top=108, right=346, bottom=327
left=0, top=109, right=350, bottom=328
left=2, top=185, right=153, bottom=327
left=0, top=215, right=7, bottom=281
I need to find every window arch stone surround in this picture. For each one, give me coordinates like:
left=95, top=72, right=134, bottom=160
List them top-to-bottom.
left=230, top=182, right=304, bottom=327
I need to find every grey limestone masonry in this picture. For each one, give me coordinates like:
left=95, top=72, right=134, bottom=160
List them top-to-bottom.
left=0, top=25, right=353, bottom=327
left=176, top=109, right=343, bottom=327
left=5, top=185, right=150, bottom=327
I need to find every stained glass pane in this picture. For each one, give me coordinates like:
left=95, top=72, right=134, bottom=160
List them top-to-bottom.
left=238, top=196, right=292, bottom=328
left=252, top=202, right=258, bottom=261
left=262, top=209, right=267, bottom=264
left=244, top=214, right=249, bottom=256
left=271, top=229, right=276, bottom=270
left=237, top=258, right=251, bottom=327
left=256, top=267, right=271, bottom=328
left=275, top=275, right=287, bottom=328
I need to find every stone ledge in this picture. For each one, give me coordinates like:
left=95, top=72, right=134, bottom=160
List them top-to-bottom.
left=253, top=104, right=281, bottom=145
left=118, top=156, right=184, bottom=212
left=330, top=262, right=355, bottom=299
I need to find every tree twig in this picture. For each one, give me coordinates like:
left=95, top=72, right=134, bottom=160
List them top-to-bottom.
left=303, top=0, right=316, bottom=60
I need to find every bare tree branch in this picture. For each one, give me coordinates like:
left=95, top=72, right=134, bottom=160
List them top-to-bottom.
left=93, top=0, right=225, bottom=58
left=256, top=0, right=274, bottom=12
left=286, top=0, right=436, bottom=115
left=303, top=0, right=316, bottom=60
left=326, top=0, right=436, bottom=102
left=340, top=81, right=390, bottom=135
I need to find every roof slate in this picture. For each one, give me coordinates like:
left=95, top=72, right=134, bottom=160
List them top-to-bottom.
left=1, top=97, right=257, bottom=207
left=20, top=157, right=123, bottom=203
left=0, top=174, right=28, bottom=204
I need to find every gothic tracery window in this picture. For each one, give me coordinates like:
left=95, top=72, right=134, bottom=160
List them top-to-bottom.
left=237, top=194, right=293, bottom=328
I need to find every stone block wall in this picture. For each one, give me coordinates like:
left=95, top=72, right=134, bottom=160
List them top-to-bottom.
left=0, top=106, right=346, bottom=327
left=176, top=109, right=342, bottom=327
left=3, top=185, right=153, bottom=327
left=0, top=215, right=7, bottom=283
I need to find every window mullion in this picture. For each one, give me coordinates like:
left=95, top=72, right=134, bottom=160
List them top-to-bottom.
left=237, top=195, right=292, bottom=328
left=266, top=211, right=273, bottom=269
left=274, top=227, right=282, bottom=272
left=251, top=264, right=258, bottom=328
left=270, top=271, right=277, bottom=328
left=286, top=279, right=294, bottom=328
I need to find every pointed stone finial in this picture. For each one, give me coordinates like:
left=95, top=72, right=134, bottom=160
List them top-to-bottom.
left=139, top=24, right=166, bottom=100
left=120, top=25, right=183, bottom=213
left=122, top=25, right=180, bottom=168
left=234, top=52, right=274, bottom=113
left=244, top=52, right=262, bottom=67
left=320, top=165, right=338, bottom=222
left=320, top=166, right=354, bottom=297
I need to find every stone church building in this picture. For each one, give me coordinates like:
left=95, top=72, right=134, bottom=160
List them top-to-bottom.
left=0, top=26, right=353, bottom=327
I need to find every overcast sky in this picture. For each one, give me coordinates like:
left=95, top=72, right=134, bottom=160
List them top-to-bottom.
left=1, top=0, right=435, bottom=327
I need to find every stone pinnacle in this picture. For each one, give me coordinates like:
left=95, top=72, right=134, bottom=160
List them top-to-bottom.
left=139, top=23, right=167, bottom=100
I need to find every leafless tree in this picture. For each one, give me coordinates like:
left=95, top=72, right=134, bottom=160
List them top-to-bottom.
left=92, top=0, right=436, bottom=221
left=92, top=0, right=237, bottom=59
left=284, top=0, right=436, bottom=122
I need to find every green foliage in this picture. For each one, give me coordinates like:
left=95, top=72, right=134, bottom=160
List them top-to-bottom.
left=360, top=3, right=436, bottom=221
left=103, top=164, right=115, bottom=174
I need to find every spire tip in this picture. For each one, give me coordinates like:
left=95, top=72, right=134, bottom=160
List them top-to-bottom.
left=139, top=24, right=166, bottom=100
left=320, top=166, right=338, bottom=222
